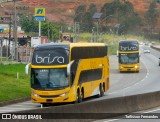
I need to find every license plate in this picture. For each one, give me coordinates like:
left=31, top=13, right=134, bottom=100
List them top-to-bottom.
left=46, top=99, right=53, bottom=102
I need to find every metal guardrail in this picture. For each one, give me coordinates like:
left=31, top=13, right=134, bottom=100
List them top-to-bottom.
left=150, top=45, right=160, bottom=51
left=12, top=91, right=160, bottom=121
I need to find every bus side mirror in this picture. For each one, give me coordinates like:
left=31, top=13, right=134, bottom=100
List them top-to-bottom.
left=67, top=61, right=74, bottom=76
left=25, top=63, right=31, bottom=76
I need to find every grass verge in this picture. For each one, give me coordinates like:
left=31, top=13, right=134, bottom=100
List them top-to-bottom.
left=0, top=64, right=30, bottom=102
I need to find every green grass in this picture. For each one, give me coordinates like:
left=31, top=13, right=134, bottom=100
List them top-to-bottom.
left=77, top=33, right=144, bottom=55
left=0, top=64, right=30, bottom=102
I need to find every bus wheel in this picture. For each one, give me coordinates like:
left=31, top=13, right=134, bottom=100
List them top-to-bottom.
left=97, top=85, right=104, bottom=98
left=75, top=90, right=83, bottom=103
left=79, top=90, right=83, bottom=103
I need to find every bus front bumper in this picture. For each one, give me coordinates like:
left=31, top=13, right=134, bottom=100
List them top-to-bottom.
left=119, top=65, right=140, bottom=72
left=31, top=93, right=75, bottom=103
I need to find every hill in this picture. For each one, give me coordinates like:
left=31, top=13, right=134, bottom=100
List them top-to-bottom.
left=0, top=0, right=160, bottom=29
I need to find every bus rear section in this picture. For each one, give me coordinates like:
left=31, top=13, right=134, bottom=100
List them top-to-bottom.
left=26, top=43, right=109, bottom=104
left=70, top=45, right=110, bottom=102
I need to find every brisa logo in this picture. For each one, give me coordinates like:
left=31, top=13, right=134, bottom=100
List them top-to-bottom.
left=120, top=46, right=138, bottom=51
left=36, top=54, right=64, bottom=64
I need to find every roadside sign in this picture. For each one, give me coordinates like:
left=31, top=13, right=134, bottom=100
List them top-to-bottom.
left=35, top=8, right=45, bottom=16
left=34, top=16, right=46, bottom=21
left=0, top=28, right=4, bottom=33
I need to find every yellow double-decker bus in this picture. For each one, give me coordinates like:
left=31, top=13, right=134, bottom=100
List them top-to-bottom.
left=118, top=40, right=140, bottom=72
left=25, top=43, right=110, bottom=105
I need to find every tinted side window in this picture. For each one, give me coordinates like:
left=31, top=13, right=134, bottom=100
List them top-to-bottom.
left=71, top=46, right=107, bottom=60
left=78, top=69, right=102, bottom=84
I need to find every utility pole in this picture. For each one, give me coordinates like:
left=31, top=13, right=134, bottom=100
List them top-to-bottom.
left=13, top=0, right=18, bottom=61
left=92, top=13, right=102, bottom=42
left=8, top=14, right=11, bottom=57
left=96, top=20, right=99, bottom=42
left=39, top=21, right=41, bottom=37
left=48, top=21, right=50, bottom=42
left=73, top=22, right=80, bottom=42
left=74, top=22, right=77, bottom=42
left=76, top=22, right=79, bottom=42
left=92, top=27, right=95, bottom=42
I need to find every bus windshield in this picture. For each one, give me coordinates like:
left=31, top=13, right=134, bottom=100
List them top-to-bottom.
left=119, top=53, right=139, bottom=64
left=31, top=68, right=69, bottom=90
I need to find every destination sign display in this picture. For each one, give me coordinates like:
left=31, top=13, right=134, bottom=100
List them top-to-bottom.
left=119, top=41, right=139, bottom=51
left=32, top=48, right=69, bottom=65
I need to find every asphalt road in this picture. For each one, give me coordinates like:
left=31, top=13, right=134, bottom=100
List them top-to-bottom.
left=0, top=45, right=160, bottom=113
left=95, top=45, right=160, bottom=122
left=95, top=104, right=160, bottom=122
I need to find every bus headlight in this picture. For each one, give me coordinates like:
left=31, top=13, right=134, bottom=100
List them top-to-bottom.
left=135, top=65, right=138, bottom=69
left=120, top=66, right=123, bottom=69
left=32, top=90, right=40, bottom=97
left=59, top=92, right=68, bottom=97
left=34, top=94, right=40, bottom=97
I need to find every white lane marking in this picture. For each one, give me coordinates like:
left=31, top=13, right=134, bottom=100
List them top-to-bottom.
left=148, top=53, right=159, bottom=64
left=5, top=104, right=37, bottom=107
left=0, top=107, right=36, bottom=110
left=0, top=108, right=34, bottom=112
left=142, top=108, right=160, bottom=113
left=102, top=119, right=120, bottom=122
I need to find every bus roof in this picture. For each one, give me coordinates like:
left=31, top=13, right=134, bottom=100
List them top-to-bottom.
left=119, top=40, right=139, bottom=43
left=35, top=42, right=107, bottom=50
left=70, top=43, right=107, bottom=47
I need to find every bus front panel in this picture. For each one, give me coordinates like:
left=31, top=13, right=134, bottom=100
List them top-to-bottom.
left=119, top=53, right=140, bottom=72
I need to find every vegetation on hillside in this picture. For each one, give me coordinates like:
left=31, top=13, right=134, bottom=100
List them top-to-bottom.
left=18, top=0, right=160, bottom=41
left=72, top=0, right=159, bottom=40
left=101, top=0, right=141, bottom=35
left=144, top=0, right=158, bottom=34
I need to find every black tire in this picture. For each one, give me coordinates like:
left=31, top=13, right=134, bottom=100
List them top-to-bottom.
left=97, top=85, right=104, bottom=98
left=100, top=85, right=104, bottom=97
left=75, top=90, right=83, bottom=103
left=78, top=90, right=83, bottom=103
left=75, top=91, right=79, bottom=103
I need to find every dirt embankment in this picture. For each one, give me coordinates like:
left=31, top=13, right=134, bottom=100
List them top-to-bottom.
left=1, top=0, right=160, bottom=28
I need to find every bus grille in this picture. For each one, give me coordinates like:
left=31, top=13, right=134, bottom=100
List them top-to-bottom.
left=124, top=67, right=134, bottom=68
left=39, top=95, right=59, bottom=98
